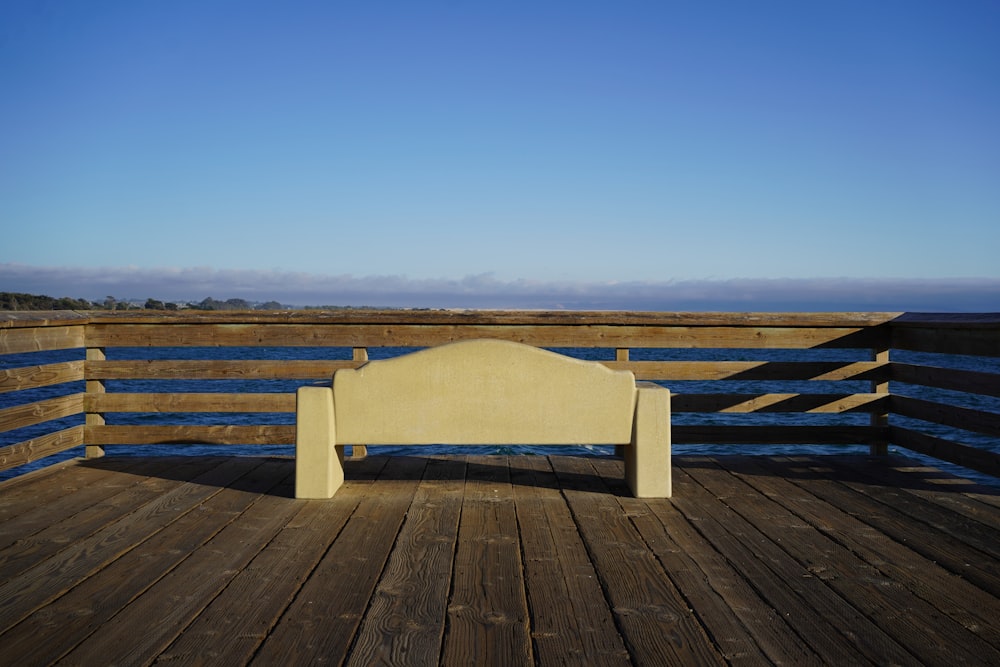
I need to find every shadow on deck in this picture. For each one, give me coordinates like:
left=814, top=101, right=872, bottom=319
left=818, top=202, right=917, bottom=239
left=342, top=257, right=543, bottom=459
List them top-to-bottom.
left=1, top=454, right=999, bottom=665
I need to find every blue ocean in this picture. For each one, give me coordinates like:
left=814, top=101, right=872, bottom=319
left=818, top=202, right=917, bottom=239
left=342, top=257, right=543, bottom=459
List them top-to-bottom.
left=3, top=346, right=999, bottom=486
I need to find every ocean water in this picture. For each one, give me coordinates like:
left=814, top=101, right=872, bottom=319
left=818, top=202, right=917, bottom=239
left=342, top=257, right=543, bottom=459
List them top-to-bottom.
left=3, top=345, right=999, bottom=486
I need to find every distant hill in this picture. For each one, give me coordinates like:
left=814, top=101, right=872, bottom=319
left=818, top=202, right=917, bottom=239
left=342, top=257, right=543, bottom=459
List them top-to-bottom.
left=0, top=292, right=291, bottom=311
left=0, top=292, right=98, bottom=310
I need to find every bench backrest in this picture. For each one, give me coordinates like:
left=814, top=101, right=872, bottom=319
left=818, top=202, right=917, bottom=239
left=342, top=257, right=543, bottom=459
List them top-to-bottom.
left=332, top=339, right=637, bottom=445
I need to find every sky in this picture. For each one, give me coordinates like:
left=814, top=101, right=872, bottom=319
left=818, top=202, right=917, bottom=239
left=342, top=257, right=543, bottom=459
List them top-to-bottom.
left=2, top=1, right=999, bottom=310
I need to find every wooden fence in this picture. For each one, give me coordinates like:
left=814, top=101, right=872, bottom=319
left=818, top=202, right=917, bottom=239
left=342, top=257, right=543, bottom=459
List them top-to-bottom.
left=2, top=310, right=998, bottom=480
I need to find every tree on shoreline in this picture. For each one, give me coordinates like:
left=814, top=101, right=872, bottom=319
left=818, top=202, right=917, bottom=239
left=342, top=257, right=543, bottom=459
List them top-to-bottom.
left=0, top=292, right=289, bottom=311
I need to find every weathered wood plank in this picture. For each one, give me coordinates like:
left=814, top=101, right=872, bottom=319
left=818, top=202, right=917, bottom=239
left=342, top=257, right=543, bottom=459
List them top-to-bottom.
left=79, top=310, right=902, bottom=328
left=0, top=311, right=89, bottom=328
left=84, top=322, right=883, bottom=349
left=0, top=325, right=84, bottom=354
left=892, top=325, right=1000, bottom=358
left=85, top=358, right=890, bottom=383
left=86, top=359, right=354, bottom=380
left=612, top=359, right=888, bottom=381
left=0, top=360, right=84, bottom=394
left=892, top=362, right=1000, bottom=398
left=87, top=392, right=294, bottom=413
left=673, top=392, right=885, bottom=413
left=0, top=393, right=84, bottom=433
left=892, top=394, right=1000, bottom=438
left=85, top=424, right=296, bottom=446
left=0, top=425, right=84, bottom=472
left=674, top=425, right=879, bottom=445
left=890, top=426, right=1000, bottom=480
left=0, top=453, right=998, bottom=665
left=155, top=455, right=389, bottom=666
left=442, top=455, right=533, bottom=666
left=509, top=455, right=632, bottom=666
left=549, top=455, right=726, bottom=665
left=0, top=456, right=136, bottom=526
left=249, top=456, right=427, bottom=665
left=346, top=456, right=466, bottom=666
left=588, top=456, right=821, bottom=665
left=747, top=456, right=1000, bottom=650
left=775, top=456, right=1000, bottom=598
left=857, top=456, right=1000, bottom=528
left=0, top=457, right=254, bottom=634
left=0, top=458, right=207, bottom=568
left=1, top=459, right=291, bottom=666
left=710, top=459, right=1000, bottom=664
left=671, top=460, right=905, bottom=664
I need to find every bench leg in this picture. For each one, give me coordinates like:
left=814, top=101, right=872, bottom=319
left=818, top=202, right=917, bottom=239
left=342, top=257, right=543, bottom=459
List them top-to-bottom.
left=295, top=386, right=345, bottom=498
left=625, top=386, right=671, bottom=497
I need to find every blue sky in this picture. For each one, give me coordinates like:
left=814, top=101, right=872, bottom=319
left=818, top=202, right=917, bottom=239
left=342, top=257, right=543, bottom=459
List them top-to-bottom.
left=2, top=1, right=999, bottom=309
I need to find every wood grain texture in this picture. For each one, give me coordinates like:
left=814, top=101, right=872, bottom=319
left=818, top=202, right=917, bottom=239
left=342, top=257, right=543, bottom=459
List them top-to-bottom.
left=0, top=325, right=84, bottom=354
left=0, top=360, right=84, bottom=393
left=0, top=393, right=84, bottom=433
left=85, top=424, right=295, bottom=445
left=0, top=425, right=84, bottom=472
left=0, top=454, right=998, bottom=665
left=442, top=455, right=533, bottom=666
left=346, top=457, right=466, bottom=666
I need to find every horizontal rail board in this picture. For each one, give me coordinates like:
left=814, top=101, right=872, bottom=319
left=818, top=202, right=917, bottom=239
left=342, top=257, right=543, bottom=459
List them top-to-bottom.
left=79, top=310, right=904, bottom=327
left=85, top=323, right=884, bottom=349
left=0, top=325, right=85, bottom=355
left=893, top=327, right=1000, bottom=358
left=84, top=359, right=889, bottom=383
left=86, top=359, right=355, bottom=381
left=0, top=360, right=85, bottom=393
left=612, top=360, right=887, bottom=382
left=892, top=363, right=1000, bottom=398
left=85, top=392, right=884, bottom=415
left=0, top=393, right=84, bottom=433
left=88, top=393, right=294, bottom=413
left=674, top=393, right=886, bottom=414
left=890, top=395, right=1000, bottom=438
left=86, top=424, right=296, bottom=446
left=0, top=425, right=85, bottom=472
left=85, top=425, right=878, bottom=447
left=673, top=425, right=879, bottom=445
left=890, top=426, right=1000, bottom=479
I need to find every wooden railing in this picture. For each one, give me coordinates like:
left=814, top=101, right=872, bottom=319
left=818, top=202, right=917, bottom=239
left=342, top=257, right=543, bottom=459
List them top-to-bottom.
left=2, top=310, right=998, bottom=481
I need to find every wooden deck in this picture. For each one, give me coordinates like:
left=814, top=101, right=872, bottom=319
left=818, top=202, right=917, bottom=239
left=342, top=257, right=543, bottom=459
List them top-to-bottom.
left=1, top=454, right=999, bottom=666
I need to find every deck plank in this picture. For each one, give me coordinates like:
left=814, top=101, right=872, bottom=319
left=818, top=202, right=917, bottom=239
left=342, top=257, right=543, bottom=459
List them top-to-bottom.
left=0, top=453, right=998, bottom=666
left=154, top=454, right=389, bottom=666
left=249, top=455, right=428, bottom=666
left=442, top=455, right=533, bottom=666
left=510, top=455, right=631, bottom=666
left=550, top=455, right=727, bottom=666
left=730, top=455, right=1000, bottom=653
left=345, top=456, right=466, bottom=666
left=588, top=456, right=821, bottom=666
left=689, top=456, right=997, bottom=665
left=785, top=456, right=1000, bottom=598
left=0, top=457, right=252, bottom=634
left=0, top=458, right=230, bottom=578
left=1, top=459, right=289, bottom=666
left=671, top=459, right=896, bottom=665
left=55, top=460, right=298, bottom=666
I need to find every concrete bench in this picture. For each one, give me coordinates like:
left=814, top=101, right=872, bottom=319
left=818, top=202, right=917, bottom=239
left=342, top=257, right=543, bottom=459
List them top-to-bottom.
left=294, top=339, right=671, bottom=498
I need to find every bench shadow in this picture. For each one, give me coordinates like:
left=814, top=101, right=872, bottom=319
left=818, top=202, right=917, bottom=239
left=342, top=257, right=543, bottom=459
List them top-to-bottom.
left=76, top=453, right=632, bottom=497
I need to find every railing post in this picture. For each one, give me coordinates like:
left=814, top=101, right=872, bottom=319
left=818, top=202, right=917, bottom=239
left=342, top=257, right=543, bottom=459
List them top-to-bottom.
left=870, top=346, right=889, bottom=456
left=85, top=347, right=106, bottom=459
left=351, top=347, right=368, bottom=458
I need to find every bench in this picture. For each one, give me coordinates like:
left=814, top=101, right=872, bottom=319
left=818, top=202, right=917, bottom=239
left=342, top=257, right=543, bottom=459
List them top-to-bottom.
left=294, top=339, right=671, bottom=498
